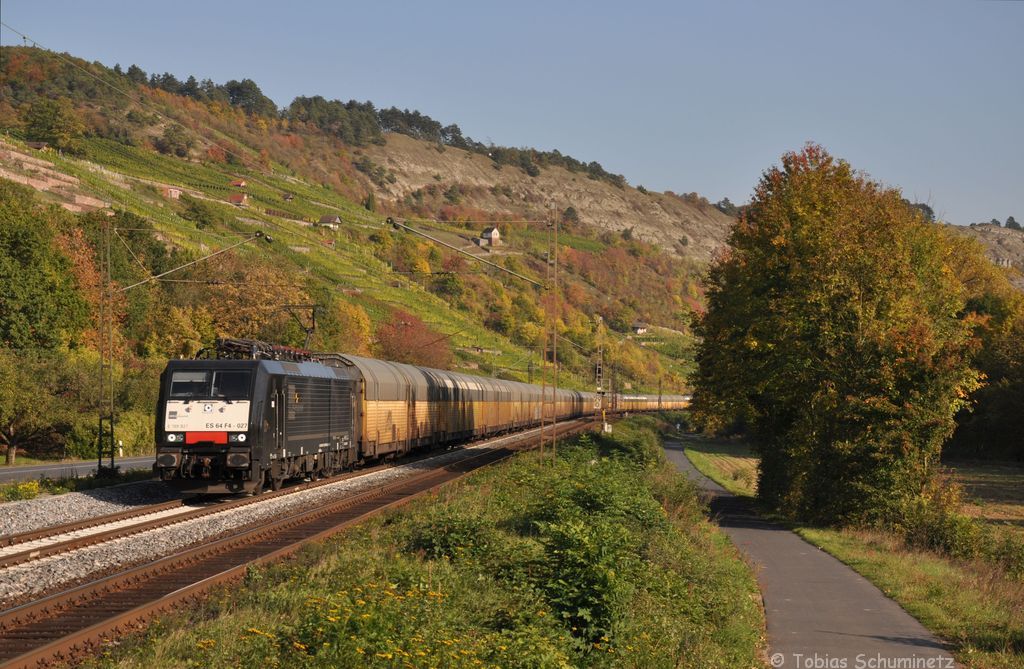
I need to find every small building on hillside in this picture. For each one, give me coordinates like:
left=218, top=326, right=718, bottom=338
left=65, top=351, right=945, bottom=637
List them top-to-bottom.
left=26, top=141, right=49, bottom=151
left=230, top=179, right=247, bottom=188
left=162, top=186, right=182, bottom=200
left=228, top=193, right=249, bottom=207
left=282, top=193, right=294, bottom=201
left=318, top=214, right=341, bottom=230
left=479, top=226, right=501, bottom=247
left=631, top=322, right=649, bottom=335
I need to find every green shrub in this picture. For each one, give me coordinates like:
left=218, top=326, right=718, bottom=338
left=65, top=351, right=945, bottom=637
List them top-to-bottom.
left=63, top=419, right=98, bottom=460
left=897, top=477, right=1024, bottom=579
left=901, top=499, right=985, bottom=560
left=405, top=507, right=495, bottom=561
left=537, top=518, right=633, bottom=642
left=993, top=533, right=1024, bottom=578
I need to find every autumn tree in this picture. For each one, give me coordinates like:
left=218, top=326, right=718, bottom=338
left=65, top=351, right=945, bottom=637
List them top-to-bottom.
left=21, top=97, right=84, bottom=153
left=693, top=145, right=979, bottom=525
left=942, top=234, right=1024, bottom=459
left=190, top=253, right=309, bottom=344
left=318, top=299, right=372, bottom=356
left=374, top=309, right=453, bottom=369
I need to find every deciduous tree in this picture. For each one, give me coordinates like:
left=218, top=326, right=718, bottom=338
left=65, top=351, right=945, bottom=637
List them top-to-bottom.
left=21, top=97, right=84, bottom=153
left=693, top=145, right=979, bottom=525
left=0, top=180, right=88, bottom=349
left=374, top=309, right=452, bottom=369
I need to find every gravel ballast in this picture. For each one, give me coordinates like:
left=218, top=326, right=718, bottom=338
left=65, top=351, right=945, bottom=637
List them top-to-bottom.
left=0, top=444, right=496, bottom=607
left=0, top=481, right=183, bottom=538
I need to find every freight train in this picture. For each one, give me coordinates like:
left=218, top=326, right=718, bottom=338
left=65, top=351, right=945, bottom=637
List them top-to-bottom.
left=154, top=338, right=689, bottom=494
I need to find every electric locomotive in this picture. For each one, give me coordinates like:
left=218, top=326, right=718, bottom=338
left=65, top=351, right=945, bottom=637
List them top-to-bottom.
left=153, top=338, right=688, bottom=494
left=154, top=348, right=360, bottom=494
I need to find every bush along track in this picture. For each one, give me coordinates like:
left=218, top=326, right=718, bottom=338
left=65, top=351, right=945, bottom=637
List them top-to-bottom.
left=80, top=417, right=765, bottom=669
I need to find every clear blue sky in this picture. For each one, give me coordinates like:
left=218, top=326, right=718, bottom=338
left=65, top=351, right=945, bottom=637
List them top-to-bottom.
left=2, top=0, right=1021, bottom=225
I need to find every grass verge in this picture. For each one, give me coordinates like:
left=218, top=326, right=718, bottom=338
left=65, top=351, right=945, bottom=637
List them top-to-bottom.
left=81, top=417, right=766, bottom=669
left=680, top=436, right=758, bottom=498
left=683, top=437, right=1024, bottom=669
left=0, top=469, right=155, bottom=502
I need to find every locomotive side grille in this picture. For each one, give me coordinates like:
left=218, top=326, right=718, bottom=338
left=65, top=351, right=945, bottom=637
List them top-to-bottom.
left=285, top=377, right=355, bottom=442
left=286, top=377, right=329, bottom=438
left=330, top=379, right=355, bottom=439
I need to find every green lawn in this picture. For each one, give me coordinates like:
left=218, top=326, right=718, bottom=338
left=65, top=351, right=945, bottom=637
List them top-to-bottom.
left=682, top=436, right=758, bottom=497
left=952, top=460, right=1024, bottom=539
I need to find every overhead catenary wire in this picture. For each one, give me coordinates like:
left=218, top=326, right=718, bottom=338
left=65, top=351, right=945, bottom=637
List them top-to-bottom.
left=3, top=22, right=671, bottom=392
left=0, top=24, right=545, bottom=295
left=387, top=217, right=546, bottom=289
left=113, top=229, right=150, bottom=274
left=118, top=232, right=268, bottom=292
left=148, top=278, right=307, bottom=287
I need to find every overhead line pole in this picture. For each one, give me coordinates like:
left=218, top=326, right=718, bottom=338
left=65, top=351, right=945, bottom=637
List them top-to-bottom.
left=551, top=217, right=559, bottom=461
left=98, top=230, right=271, bottom=473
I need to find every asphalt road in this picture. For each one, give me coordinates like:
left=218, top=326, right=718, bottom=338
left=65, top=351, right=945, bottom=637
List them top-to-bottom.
left=664, top=439, right=957, bottom=669
left=0, top=456, right=155, bottom=483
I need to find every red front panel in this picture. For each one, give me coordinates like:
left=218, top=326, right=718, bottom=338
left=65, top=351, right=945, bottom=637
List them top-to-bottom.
left=186, top=431, right=228, bottom=445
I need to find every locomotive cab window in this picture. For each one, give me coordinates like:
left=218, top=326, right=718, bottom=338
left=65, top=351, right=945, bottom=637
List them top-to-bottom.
left=169, top=370, right=252, bottom=400
left=212, top=371, right=251, bottom=399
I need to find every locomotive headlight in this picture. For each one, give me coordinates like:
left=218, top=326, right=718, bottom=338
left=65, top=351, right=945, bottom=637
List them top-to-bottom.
left=166, top=433, right=177, bottom=442
left=228, top=433, right=248, bottom=443
left=237, top=434, right=246, bottom=442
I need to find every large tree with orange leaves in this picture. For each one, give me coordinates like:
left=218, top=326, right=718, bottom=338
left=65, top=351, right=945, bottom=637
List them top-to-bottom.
left=693, top=145, right=980, bottom=525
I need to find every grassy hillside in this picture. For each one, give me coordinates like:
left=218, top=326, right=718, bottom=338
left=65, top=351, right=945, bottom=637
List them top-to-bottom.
left=0, top=45, right=711, bottom=461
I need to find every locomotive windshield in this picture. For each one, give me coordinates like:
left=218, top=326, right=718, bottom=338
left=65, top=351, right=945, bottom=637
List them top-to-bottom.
left=169, top=370, right=252, bottom=400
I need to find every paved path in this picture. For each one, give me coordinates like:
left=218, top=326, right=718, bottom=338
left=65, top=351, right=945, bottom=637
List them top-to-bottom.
left=664, top=439, right=958, bottom=669
left=0, top=456, right=155, bottom=483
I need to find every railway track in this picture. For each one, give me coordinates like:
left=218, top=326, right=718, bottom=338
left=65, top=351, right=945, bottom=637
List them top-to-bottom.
left=0, top=419, right=591, bottom=669
left=0, top=456, right=413, bottom=571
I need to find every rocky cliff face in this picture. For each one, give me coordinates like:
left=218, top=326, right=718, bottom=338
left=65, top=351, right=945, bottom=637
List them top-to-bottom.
left=364, top=134, right=734, bottom=265
left=948, top=223, right=1024, bottom=290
